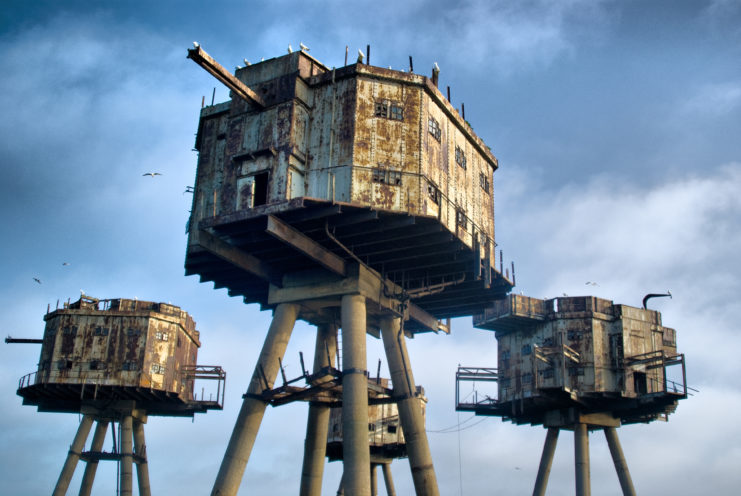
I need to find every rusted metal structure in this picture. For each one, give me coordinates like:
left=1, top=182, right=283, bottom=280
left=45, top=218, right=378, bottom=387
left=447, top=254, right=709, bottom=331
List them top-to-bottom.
left=185, top=44, right=513, bottom=496
left=456, top=295, right=688, bottom=495
left=15, top=296, right=225, bottom=496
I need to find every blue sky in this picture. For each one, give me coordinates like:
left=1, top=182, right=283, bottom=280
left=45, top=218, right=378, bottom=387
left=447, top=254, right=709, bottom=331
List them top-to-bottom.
left=1, top=1, right=740, bottom=494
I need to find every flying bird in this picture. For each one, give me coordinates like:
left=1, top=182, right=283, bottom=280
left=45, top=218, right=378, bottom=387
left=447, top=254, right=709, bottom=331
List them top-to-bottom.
left=299, top=42, right=310, bottom=52
left=142, top=172, right=162, bottom=178
left=184, top=186, right=194, bottom=194
left=62, top=262, right=70, bottom=266
left=33, top=277, right=42, bottom=284
left=585, top=281, right=598, bottom=286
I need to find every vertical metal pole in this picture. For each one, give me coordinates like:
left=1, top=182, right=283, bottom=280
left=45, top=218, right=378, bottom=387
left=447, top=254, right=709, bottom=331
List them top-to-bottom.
left=341, top=294, right=371, bottom=496
left=212, top=303, right=299, bottom=496
left=380, top=316, right=440, bottom=496
left=300, top=322, right=338, bottom=496
left=53, top=415, right=94, bottom=496
left=120, top=415, right=134, bottom=496
left=78, top=420, right=109, bottom=496
left=133, top=420, right=151, bottom=496
left=574, top=423, right=590, bottom=496
left=604, top=427, right=637, bottom=496
left=532, top=428, right=559, bottom=496
left=370, top=463, right=378, bottom=496
left=381, top=463, right=397, bottom=496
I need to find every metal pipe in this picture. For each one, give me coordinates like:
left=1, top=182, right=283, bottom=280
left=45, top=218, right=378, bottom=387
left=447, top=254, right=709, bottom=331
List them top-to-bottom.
left=341, top=294, right=371, bottom=496
left=212, top=303, right=299, bottom=496
left=380, top=316, right=440, bottom=496
left=300, top=322, right=338, bottom=496
left=53, top=415, right=94, bottom=496
left=120, top=415, right=134, bottom=496
left=78, top=420, right=109, bottom=496
left=133, top=420, right=151, bottom=496
left=574, top=423, right=590, bottom=496
left=604, top=427, right=636, bottom=496
left=532, top=428, right=559, bottom=496
left=370, top=463, right=378, bottom=496
left=381, top=463, right=396, bottom=496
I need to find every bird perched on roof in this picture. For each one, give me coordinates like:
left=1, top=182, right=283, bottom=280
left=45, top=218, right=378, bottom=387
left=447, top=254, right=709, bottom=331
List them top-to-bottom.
left=299, top=42, right=310, bottom=52
left=287, top=44, right=293, bottom=54
left=357, top=49, right=364, bottom=64
left=243, top=58, right=251, bottom=66
left=142, top=172, right=162, bottom=178
left=33, top=277, right=41, bottom=284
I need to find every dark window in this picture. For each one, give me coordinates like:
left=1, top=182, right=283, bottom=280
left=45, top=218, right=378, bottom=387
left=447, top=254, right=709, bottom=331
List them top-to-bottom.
left=374, top=102, right=388, bottom=117
left=428, top=117, right=441, bottom=141
left=455, top=146, right=467, bottom=169
left=372, top=168, right=402, bottom=186
left=253, top=172, right=269, bottom=207
left=479, top=172, right=490, bottom=193
left=427, top=182, right=440, bottom=204
left=456, top=209, right=467, bottom=231
left=62, top=326, right=78, bottom=336
left=94, top=327, right=109, bottom=336
left=127, top=328, right=141, bottom=337
left=567, top=330, right=583, bottom=341
left=521, top=344, right=532, bottom=355
left=89, top=360, right=101, bottom=370
left=568, top=366, right=585, bottom=376
left=542, top=368, right=554, bottom=379
left=634, top=371, right=647, bottom=394
left=522, top=372, right=533, bottom=384
left=368, top=423, right=376, bottom=432
left=387, top=425, right=397, bottom=434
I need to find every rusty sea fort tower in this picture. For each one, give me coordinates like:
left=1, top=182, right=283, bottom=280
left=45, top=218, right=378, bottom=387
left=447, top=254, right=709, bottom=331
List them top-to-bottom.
left=184, top=44, right=513, bottom=496
left=13, top=296, right=225, bottom=495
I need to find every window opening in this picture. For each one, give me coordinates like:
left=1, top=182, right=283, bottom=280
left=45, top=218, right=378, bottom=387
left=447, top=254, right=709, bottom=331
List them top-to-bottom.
left=428, top=117, right=441, bottom=141
left=455, top=145, right=467, bottom=168
left=253, top=171, right=269, bottom=207
left=479, top=172, right=490, bottom=193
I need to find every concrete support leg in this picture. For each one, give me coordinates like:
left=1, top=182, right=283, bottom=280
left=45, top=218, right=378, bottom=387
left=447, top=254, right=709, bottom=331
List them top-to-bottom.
left=341, top=294, right=371, bottom=496
left=212, top=303, right=299, bottom=496
left=380, top=316, right=440, bottom=496
left=300, top=322, right=338, bottom=496
left=53, top=415, right=94, bottom=496
left=120, top=415, right=134, bottom=496
left=78, top=420, right=109, bottom=496
left=133, top=420, right=151, bottom=496
left=574, top=423, right=590, bottom=496
left=533, top=427, right=559, bottom=496
left=604, top=427, right=637, bottom=496
left=370, top=463, right=378, bottom=496
left=381, top=463, right=396, bottom=496
left=336, top=474, right=345, bottom=496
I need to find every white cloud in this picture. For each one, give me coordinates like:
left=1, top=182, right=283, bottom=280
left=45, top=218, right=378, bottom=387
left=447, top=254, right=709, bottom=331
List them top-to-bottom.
left=682, top=81, right=741, bottom=117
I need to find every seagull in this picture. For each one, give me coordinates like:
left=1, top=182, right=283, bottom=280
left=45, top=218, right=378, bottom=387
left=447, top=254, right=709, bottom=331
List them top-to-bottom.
left=193, top=41, right=200, bottom=48
left=299, top=42, right=310, bottom=52
left=287, top=44, right=293, bottom=54
left=357, top=49, right=364, bottom=64
left=243, top=58, right=251, bottom=66
left=142, top=172, right=162, bottom=178
left=184, top=186, right=194, bottom=194
left=62, top=262, right=70, bottom=266
left=33, top=277, right=42, bottom=284
left=585, top=281, right=598, bottom=286
left=80, top=289, right=85, bottom=295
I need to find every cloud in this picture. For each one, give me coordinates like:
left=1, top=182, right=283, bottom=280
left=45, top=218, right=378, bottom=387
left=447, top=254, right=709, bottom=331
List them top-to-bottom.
left=682, top=81, right=741, bottom=117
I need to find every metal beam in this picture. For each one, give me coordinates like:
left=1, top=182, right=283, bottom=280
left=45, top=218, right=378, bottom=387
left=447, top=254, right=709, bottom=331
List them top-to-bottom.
left=187, top=45, right=266, bottom=108
left=266, top=215, right=346, bottom=276
left=196, top=229, right=281, bottom=286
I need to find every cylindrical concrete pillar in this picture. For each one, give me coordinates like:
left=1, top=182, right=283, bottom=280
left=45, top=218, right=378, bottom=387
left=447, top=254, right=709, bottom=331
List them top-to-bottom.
left=341, top=294, right=371, bottom=496
left=212, top=303, right=299, bottom=496
left=380, top=316, right=440, bottom=496
left=300, top=322, right=339, bottom=496
left=53, top=415, right=94, bottom=496
left=120, top=415, right=134, bottom=496
left=78, top=420, right=109, bottom=496
left=133, top=420, right=151, bottom=496
left=574, top=423, right=590, bottom=496
left=533, top=427, right=559, bottom=496
left=604, top=427, right=637, bottom=496
left=370, top=463, right=378, bottom=496
left=381, top=463, right=396, bottom=496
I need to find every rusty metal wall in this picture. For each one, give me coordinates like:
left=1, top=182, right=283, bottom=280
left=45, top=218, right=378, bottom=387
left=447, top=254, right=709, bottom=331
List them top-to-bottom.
left=189, top=52, right=500, bottom=266
left=496, top=296, right=678, bottom=404
left=37, top=299, right=200, bottom=400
